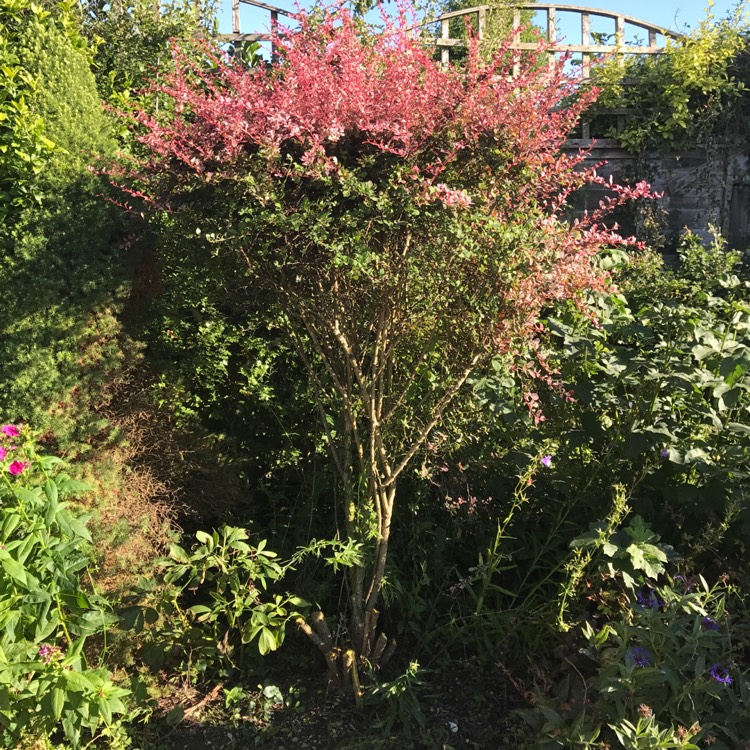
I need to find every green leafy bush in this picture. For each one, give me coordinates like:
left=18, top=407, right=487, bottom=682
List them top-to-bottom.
left=0, top=0, right=129, bottom=446
left=0, top=0, right=57, bottom=222
left=77, top=0, right=217, bottom=103
left=588, top=5, right=748, bottom=150
left=393, top=232, right=750, bottom=667
left=0, top=424, right=129, bottom=748
left=123, top=526, right=306, bottom=682
left=520, top=569, right=750, bottom=749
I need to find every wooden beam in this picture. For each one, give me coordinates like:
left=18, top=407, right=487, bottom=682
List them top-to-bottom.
left=238, top=0, right=291, bottom=15
left=512, top=3, right=683, bottom=39
left=547, top=6, right=556, bottom=43
left=547, top=7, right=556, bottom=69
left=271, top=9, right=278, bottom=62
left=581, top=12, right=590, bottom=78
left=441, top=18, right=450, bottom=67
left=218, top=32, right=273, bottom=42
left=511, top=42, right=665, bottom=54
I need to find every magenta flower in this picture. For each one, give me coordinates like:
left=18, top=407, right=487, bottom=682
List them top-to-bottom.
left=1, top=425, right=19, bottom=438
left=0, top=447, right=5, bottom=461
left=541, top=455, right=553, bottom=468
left=8, top=461, right=28, bottom=476
left=38, top=644, right=62, bottom=664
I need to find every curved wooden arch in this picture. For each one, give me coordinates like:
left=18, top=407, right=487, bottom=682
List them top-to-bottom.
left=221, top=1, right=683, bottom=76
left=428, top=3, right=683, bottom=74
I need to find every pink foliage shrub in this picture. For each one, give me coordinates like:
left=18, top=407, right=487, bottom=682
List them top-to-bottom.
left=112, top=2, right=654, bottom=417
left=109, top=5, right=662, bottom=646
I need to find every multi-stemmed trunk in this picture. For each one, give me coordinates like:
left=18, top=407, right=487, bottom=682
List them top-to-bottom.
left=282, top=273, right=482, bottom=691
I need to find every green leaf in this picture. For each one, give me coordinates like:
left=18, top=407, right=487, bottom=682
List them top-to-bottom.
left=693, top=343, right=718, bottom=361
left=44, top=479, right=58, bottom=506
left=15, top=488, right=42, bottom=506
left=55, top=511, right=92, bottom=543
left=195, top=531, right=212, bottom=545
left=626, top=543, right=667, bottom=579
left=168, top=544, right=190, bottom=563
left=1, top=557, right=33, bottom=587
left=188, top=604, right=214, bottom=622
left=74, top=610, right=120, bottom=636
left=258, top=627, right=278, bottom=655
left=61, top=670, right=93, bottom=692
left=52, top=686, right=65, bottom=720
left=97, top=696, right=112, bottom=725
left=166, top=706, right=184, bottom=725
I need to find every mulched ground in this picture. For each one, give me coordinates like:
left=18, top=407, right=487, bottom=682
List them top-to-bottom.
left=141, top=657, right=531, bottom=750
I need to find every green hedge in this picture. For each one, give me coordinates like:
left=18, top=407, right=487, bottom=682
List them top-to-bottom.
left=0, top=1, right=127, bottom=447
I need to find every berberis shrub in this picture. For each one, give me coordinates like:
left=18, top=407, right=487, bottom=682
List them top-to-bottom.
left=113, top=0, right=654, bottom=680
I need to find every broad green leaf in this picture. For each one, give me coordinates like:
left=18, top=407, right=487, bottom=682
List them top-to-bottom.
left=44, top=479, right=58, bottom=506
left=195, top=531, right=212, bottom=545
left=168, top=544, right=190, bottom=563
left=1, top=558, right=33, bottom=587
left=258, top=627, right=277, bottom=655
left=62, top=670, right=96, bottom=692
left=52, top=686, right=65, bottom=719
left=97, top=696, right=112, bottom=725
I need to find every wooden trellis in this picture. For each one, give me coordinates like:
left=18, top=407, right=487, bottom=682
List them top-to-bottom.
left=219, top=0, right=292, bottom=57
left=221, top=2, right=682, bottom=62
left=428, top=3, right=683, bottom=75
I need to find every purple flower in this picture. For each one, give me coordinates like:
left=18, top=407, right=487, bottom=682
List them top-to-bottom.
left=1, top=425, right=19, bottom=438
left=660, top=448, right=669, bottom=458
left=540, top=455, right=553, bottom=468
left=636, top=589, right=664, bottom=609
left=702, top=617, right=721, bottom=631
left=626, top=646, right=653, bottom=668
left=709, top=664, right=732, bottom=684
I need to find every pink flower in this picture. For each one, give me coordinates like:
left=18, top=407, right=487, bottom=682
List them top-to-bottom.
left=1, top=425, right=19, bottom=438
left=0, top=447, right=5, bottom=460
left=8, top=461, right=28, bottom=476
left=38, top=644, right=62, bottom=664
